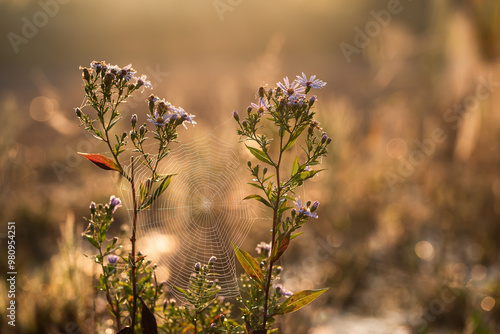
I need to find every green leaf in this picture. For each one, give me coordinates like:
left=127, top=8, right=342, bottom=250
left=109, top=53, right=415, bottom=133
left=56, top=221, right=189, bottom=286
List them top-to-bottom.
left=283, top=124, right=308, bottom=152
left=246, top=145, right=275, bottom=166
left=78, top=153, right=122, bottom=173
left=291, top=156, right=299, bottom=176
left=295, top=169, right=323, bottom=183
left=139, top=175, right=174, bottom=210
left=243, top=194, right=273, bottom=208
left=271, top=231, right=291, bottom=262
left=290, top=232, right=303, bottom=241
left=83, top=235, right=99, bottom=249
left=232, top=243, right=264, bottom=284
left=172, top=286, right=190, bottom=298
left=275, top=288, right=328, bottom=315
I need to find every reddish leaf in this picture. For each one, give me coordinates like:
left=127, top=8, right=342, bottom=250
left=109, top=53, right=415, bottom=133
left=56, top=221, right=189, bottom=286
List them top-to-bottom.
left=78, top=153, right=122, bottom=173
left=272, top=232, right=291, bottom=262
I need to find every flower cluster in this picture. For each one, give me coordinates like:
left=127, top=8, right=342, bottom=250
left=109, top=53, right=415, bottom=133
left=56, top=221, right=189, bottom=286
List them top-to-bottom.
left=85, top=60, right=152, bottom=89
left=146, top=95, right=196, bottom=129
left=293, top=197, right=319, bottom=219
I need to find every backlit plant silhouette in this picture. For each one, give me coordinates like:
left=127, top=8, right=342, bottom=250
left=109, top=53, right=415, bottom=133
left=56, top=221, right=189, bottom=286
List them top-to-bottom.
left=75, top=61, right=330, bottom=333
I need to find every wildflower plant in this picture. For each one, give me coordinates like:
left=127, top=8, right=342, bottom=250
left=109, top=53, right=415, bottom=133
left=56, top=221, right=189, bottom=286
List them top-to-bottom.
left=77, top=60, right=195, bottom=333
left=75, top=61, right=330, bottom=334
left=232, top=73, right=331, bottom=333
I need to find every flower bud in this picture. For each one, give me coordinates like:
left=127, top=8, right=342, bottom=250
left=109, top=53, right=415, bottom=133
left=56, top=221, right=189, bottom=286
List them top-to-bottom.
left=82, top=68, right=90, bottom=82
left=104, top=72, right=114, bottom=86
left=258, top=86, right=266, bottom=98
left=268, top=88, right=273, bottom=98
left=309, top=95, right=317, bottom=107
left=247, top=106, right=253, bottom=115
left=75, top=108, right=82, bottom=117
left=232, top=110, right=239, bottom=122
left=131, top=114, right=137, bottom=127
left=241, top=120, right=248, bottom=128
left=139, top=125, right=146, bottom=136
left=321, top=133, right=328, bottom=144
left=326, top=137, right=332, bottom=145
left=247, top=161, right=252, bottom=168
left=263, top=167, right=268, bottom=175
left=306, top=200, right=311, bottom=207
left=90, top=201, right=96, bottom=214
left=311, top=201, right=319, bottom=212
left=113, top=236, right=118, bottom=243
left=209, top=256, right=217, bottom=264
left=194, top=262, right=201, bottom=271
left=219, top=314, right=225, bottom=321
left=210, top=323, right=217, bottom=329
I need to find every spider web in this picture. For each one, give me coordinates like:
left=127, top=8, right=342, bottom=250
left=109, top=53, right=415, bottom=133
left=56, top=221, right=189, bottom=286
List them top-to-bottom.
left=118, top=129, right=264, bottom=299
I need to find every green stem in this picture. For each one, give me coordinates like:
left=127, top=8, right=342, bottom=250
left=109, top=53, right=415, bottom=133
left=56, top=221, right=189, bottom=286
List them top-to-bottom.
left=262, top=134, right=284, bottom=329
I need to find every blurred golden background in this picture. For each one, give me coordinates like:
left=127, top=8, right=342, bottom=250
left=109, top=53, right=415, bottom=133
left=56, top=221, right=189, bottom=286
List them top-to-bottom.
left=1, top=0, right=500, bottom=333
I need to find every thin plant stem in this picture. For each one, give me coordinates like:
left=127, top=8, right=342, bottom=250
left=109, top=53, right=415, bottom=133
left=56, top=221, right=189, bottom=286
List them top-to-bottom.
left=262, top=134, right=284, bottom=329
left=130, top=156, right=138, bottom=332
left=97, top=244, right=121, bottom=329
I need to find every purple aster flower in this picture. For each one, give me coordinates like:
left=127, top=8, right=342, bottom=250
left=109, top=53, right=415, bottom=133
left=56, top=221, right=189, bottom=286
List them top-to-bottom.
left=90, top=61, right=108, bottom=72
left=108, top=64, right=120, bottom=75
left=119, top=64, right=136, bottom=81
left=296, top=73, right=327, bottom=90
left=135, top=74, right=153, bottom=90
left=277, top=76, right=305, bottom=99
left=250, top=97, right=270, bottom=115
left=156, top=99, right=173, bottom=114
left=175, top=106, right=197, bottom=128
left=148, top=111, right=171, bottom=127
left=109, top=196, right=122, bottom=213
left=293, top=197, right=318, bottom=219
left=108, top=254, right=119, bottom=265
left=273, top=283, right=293, bottom=298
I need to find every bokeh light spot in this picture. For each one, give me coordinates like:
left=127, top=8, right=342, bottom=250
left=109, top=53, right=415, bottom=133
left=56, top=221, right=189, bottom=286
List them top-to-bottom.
left=29, top=96, right=57, bottom=122
left=415, top=241, right=434, bottom=261
left=481, top=296, right=495, bottom=312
